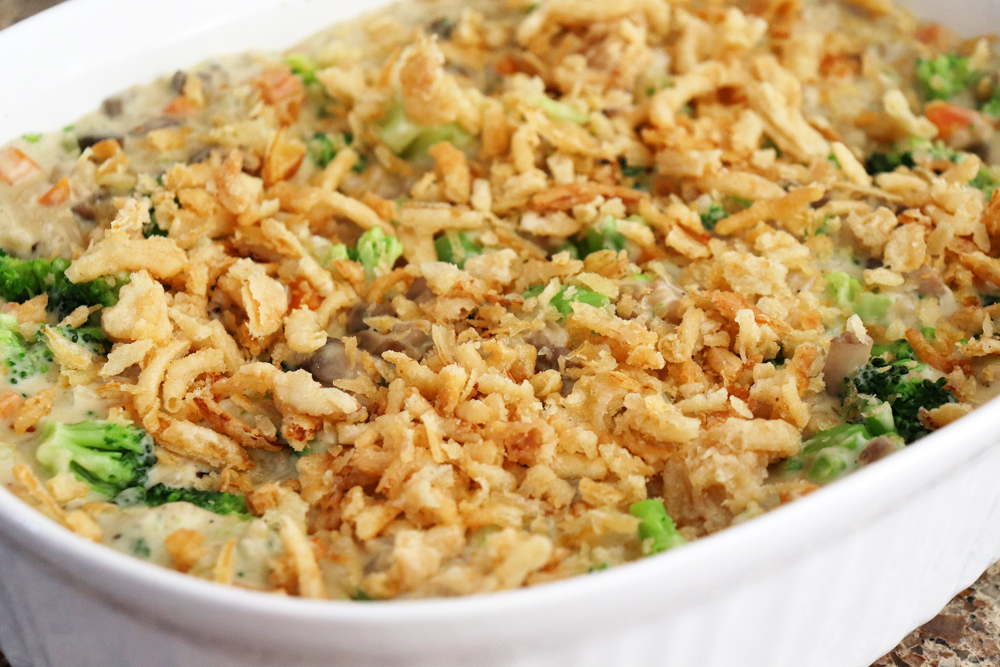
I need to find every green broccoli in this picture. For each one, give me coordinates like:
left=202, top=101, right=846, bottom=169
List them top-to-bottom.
left=284, top=54, right=319, bottom=85
left=916, top=54, right=975, bottom=101
left=981, top=90, right=1000, bottom=119
left=534, top=95, right=589, bottom=125
left=378, top=101, right=473, bottom=156
left=306, top=132, right=355, bottom=169
left=309, top=132, right=366, bottom=172
left=865, top=150, right=915, bottom=175
left=618, top=157, right=647, bottom=179
left=970, top=167, right=1000, bottom=198
left=700, top=201, right=729, bottom=231
left=581, top=217, right=629, bottom=256
left=354, top=227, right=404, bottom=281
left=435, top=231, right=482, bottom=268
left=314, top=240, right=351, bottom=268
left=0, top=249, right=61, bottom=304
left=0, top=250, right=126, bottom=320
left=824, top=272, right=891, bottom=324
left=824, top=272, right=862, bottom=308
left=523, top=283, right=611, bottom=319
left=852, top=292, right=892, bottom=324
left=1, top=314, right=53, bottom=385
left=51, top=325, right=110, bottom=356
left=871, top=339, right=917, bottom=363
left=853, top=357, right=956, bottom=443
left=860, top=400, right=896, bottom=437
left=34, top=420, right=157, bottom=499
left=796, top=424, right=874, bottom=484
left=142, top=484, right=249, bottom=517
left=628, top=499, right=686, bottom=555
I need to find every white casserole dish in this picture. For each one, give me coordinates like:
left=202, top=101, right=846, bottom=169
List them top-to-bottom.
left=2, top=1, right=1000, bottom=665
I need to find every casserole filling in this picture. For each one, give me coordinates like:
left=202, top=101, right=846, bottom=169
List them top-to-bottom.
left=1, top=0, right=999, bottom=599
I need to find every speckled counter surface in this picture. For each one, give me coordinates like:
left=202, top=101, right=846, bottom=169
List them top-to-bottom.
left=1, top=1, right=1000, bottom=666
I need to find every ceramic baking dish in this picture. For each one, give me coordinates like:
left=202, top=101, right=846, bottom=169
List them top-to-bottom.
left=2, top=0, right=1000, bottom=665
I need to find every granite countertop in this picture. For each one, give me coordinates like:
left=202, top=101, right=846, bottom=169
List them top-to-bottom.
left=1, top=1, right=1000, bottom=666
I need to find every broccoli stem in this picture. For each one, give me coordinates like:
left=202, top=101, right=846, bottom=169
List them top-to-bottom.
left=628, top=499, right=686, bottom=555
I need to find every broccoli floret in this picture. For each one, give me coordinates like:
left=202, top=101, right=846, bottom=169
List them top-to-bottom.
left=284, top=54, right=319, bottom=85
left=916, top=54, right=975, bottom=101
left=981, top=90, right=1000, bottom=119
left=534, top=95, right=589, bottom=125
left=378, top=102, right=473, bottom=156
left=405, top=124, right=474, bottom=157
left=307, top=132, right=352, bottom=169
left=865, top=150, right=916, bottom=175
left=618, top=157, right=647, bottom=179
left=970, top=167, right=1000, bottom=198
left=700, top=201, right=729, bottom=231
left=143, top=209, right=169, bottom=238
left=582, top=217, right=629, bottom=256
left=354, top=227, right=404, bottom=281
left=435, top=231, right=482, bottom=268
left=313, top=240, right=351, bottom=268
left=0, top=249, right=60, bottom=304
left=0, top=250, right=126, bottom=320
left=47, top=268, right=127, bottom=321
left=824, top=272, right=862, bottom=308
left=824, top=272, right=891, bottom=324
left=523, top=283, right=611, bottom=319
left=853, top=292, right=892, bottom=324
left=0, top=314, right=53, bottom=385
left=52, top=325, right=110, bottom=356
left=871, top=339, right=917, bottom=363
left=852, top=357, right=956, bottom=443
left=891, top=377, right=955, bottom=442
left=861, top=400, right=895, bottom=436
left=34, top=420, right=156, bottom=499
left=794, top=423, right=875, bottom=484
left=800, top=424, right=871, bottom=484
left=142, top=484, right=249, bottom=517
left=628, top=499, right=686, bottom=555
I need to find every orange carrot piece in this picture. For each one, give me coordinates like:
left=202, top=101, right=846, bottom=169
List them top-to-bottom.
left=164, top=95, right=198, bottom=117
left=924, top=101, right=982, bottom=139
left=0, top=147, right=41, bottom=186
left=38, top=177, right=71, bottom=206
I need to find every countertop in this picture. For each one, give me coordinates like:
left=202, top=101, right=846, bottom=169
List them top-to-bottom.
left=1, top=1, right=1000, bottom=666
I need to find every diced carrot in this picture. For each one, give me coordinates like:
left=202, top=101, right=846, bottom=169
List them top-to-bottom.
left=915, top=23, right=944, bottom=45
left=164, top=95, right=198, bottom=117
left=924, top=101, right=982, bottom=139
left=0, top=147, right=41, bottom=186
left=38, top=177, right=71, bottom=206
left=0, top=391, right=24, bottom=419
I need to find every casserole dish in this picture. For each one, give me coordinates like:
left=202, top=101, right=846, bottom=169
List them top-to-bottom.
left=3, top=0, right=1000, bottom=665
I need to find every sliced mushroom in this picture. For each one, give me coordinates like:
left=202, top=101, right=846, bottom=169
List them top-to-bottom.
left=171, top=70, right=189, bottom=94
left=101, top=96, right=124, bottom=118
left=131, top=117, right=182, bottom=136
left=77, top=135, right=124, bottom=152
left=71, top=189, right=117, bottom=225
left=910, top=265, right=947, bottom=297
left=405, top=277, right=433, bottom=304
left=345, top=301, right=394, bottom=335
left=525, top=322, right=570, bottom=373
left=355, top=327, right=432, bottom=360
left=823, top=330, right=873, bottom=396
left=302, top=339, right=362, bottom=387
left=858, top=435, right=901, bottom=465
